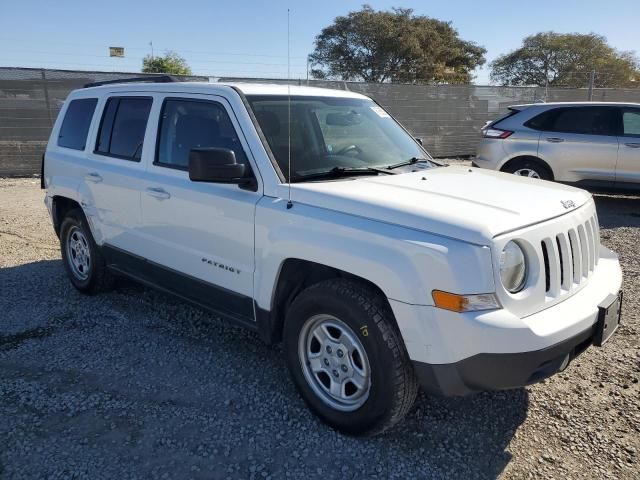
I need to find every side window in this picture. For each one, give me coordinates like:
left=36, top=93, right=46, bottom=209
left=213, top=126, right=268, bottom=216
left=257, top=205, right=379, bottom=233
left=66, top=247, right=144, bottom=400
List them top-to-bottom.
left=95, top=97, right=152, bottom=160
left=57, top=98, right=98, bottom=150
left=156, top=98, right=247, bottom=169
left=547, top=107, right=615, bottom=136
left=524, top=109, right=557, bottom=131
left=621, top=109, right=640, bottom=137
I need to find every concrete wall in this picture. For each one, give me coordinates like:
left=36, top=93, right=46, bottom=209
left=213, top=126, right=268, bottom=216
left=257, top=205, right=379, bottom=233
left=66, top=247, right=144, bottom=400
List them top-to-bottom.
left=2, top=67, right=639, bottom=175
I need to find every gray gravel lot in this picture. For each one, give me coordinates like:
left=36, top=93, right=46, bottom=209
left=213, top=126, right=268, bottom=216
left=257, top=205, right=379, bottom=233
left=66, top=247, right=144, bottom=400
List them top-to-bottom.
left=1, top=175, right=639, bottom=479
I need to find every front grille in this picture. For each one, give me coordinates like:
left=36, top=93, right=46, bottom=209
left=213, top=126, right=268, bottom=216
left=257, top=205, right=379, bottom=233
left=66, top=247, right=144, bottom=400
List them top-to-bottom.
left=540, top=214, right=600, bottom=299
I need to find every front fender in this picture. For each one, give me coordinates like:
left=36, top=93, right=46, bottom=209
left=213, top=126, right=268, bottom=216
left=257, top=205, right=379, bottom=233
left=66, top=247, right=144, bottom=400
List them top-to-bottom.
left=254, top=197, right=495, bottom=309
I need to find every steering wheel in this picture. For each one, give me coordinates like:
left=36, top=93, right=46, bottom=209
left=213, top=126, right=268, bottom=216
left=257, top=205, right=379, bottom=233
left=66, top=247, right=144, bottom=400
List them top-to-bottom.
left=334, top=144, right=362, bottom=156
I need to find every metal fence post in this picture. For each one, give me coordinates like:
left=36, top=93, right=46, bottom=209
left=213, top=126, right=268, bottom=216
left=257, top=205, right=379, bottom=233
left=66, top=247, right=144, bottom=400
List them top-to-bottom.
left=41, top=69, right=53, bottom=127
left=588, top=70, right=595, bottom=101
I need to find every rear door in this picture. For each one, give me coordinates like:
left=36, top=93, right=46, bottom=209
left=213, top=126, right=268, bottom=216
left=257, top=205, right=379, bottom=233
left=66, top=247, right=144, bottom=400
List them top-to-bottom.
left=83, top=94, right=154, bottom=254
left=535, top=106, right=619, bottom=185
left=615, top=107, right=640, bottom=187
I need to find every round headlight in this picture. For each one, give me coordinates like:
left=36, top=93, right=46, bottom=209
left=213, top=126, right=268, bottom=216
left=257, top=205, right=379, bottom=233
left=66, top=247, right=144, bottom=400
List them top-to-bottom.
left=500, top=241, right=527, bottom=293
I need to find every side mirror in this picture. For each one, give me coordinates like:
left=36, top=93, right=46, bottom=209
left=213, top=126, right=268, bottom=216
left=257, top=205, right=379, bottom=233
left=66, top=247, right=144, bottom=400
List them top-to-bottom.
left=189, top=148, right=247, bottom=183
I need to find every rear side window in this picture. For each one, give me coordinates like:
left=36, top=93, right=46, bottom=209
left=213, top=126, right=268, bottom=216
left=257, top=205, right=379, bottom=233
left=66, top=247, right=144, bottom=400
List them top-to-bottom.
left=95, top=97, right=153, bottom=160
left=57, top=98, right=98, bottom=150
left=155, top=98, right=247, bottom=169
left=526, top=107, right=616, bottom=136
left=489, top=108, right=520, bottom=128
left=621, top=109, right=640, bottom=137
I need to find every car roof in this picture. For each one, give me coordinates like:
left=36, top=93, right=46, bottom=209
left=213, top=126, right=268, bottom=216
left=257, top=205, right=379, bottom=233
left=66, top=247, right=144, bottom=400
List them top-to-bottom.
left=76, top=81, right=370, bottom=99
left=510, top=101, right=640, bottom=110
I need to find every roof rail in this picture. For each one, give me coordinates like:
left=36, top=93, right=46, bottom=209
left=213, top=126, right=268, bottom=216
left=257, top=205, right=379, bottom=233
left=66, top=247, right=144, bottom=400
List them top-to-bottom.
left=83, top=75, right=177, bottom=88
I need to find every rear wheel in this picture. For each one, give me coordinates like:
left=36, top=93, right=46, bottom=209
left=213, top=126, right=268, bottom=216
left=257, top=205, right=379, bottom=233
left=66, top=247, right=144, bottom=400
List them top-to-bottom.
left=502, top=158, right=552, bottom=181
left=59, top=209, right=114, bottom=294
left=283, top=278, right=418, bottom=436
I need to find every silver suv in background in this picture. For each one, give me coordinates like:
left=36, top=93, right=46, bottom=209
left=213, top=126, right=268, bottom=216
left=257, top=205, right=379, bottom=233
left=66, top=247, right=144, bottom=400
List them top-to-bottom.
left=473, top=102, right=640, bottom=191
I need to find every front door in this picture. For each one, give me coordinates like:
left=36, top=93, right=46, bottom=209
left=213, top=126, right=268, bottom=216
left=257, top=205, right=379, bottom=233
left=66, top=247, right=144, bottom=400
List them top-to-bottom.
left=139, top=94, right=261, bottom=320
left=537, top=106, right=619, bottom=185
left=615, top=107, right=640, bottom=187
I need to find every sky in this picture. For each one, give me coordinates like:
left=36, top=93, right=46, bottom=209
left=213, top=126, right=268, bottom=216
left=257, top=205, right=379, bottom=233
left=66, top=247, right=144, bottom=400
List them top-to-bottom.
left=1, top=0, right=638, bottom=84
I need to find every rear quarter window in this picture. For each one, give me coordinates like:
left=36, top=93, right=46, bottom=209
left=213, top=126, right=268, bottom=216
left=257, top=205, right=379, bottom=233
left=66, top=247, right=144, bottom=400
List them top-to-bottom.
left=57, top=98, right=98, bottom=150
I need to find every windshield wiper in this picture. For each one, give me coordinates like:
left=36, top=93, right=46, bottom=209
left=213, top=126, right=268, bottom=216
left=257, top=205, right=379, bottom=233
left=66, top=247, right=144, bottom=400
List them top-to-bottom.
left=383, top=157, right=431, bottom=170
left=292, top=166, right=393, bottom=182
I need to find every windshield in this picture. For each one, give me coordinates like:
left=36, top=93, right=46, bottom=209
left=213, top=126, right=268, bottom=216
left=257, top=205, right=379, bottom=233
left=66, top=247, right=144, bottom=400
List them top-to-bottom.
left=246, top=95, right=433, bottom=181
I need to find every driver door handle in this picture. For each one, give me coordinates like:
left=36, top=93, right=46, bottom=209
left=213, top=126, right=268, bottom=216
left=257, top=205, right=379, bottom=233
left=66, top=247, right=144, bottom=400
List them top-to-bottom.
left=546, top=137, right=565, bottom=143
left=624, top=142, right=640, bottom=148
left=85, top=172, right=103, bottom=183
left=145, top=187, right=171, bottom=200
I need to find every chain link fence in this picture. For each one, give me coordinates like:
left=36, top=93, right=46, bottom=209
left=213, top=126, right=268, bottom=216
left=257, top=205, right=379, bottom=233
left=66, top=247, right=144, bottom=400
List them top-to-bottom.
left=1, top=67, right=639, bottom=175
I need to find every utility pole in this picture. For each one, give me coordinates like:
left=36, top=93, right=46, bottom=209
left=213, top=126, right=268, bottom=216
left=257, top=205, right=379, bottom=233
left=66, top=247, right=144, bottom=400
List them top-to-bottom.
left=149, top=41, right=154, bottom=60
left=306, top=56, right=310, bottom=85
left=587, top=70, right=595, bottom=101
left=544, top=76, right=549, bottom=102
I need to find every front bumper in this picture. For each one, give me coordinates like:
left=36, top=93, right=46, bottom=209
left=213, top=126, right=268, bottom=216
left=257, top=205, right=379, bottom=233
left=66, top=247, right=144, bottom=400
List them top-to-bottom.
left=389, top=246, right=623, bottom=396
left=413, top=320, right=597, bottom=396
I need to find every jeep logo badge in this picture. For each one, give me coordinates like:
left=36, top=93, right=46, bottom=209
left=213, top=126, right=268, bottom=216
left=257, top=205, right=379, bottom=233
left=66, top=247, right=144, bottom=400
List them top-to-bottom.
left=561, top=200, right=576, bottom=209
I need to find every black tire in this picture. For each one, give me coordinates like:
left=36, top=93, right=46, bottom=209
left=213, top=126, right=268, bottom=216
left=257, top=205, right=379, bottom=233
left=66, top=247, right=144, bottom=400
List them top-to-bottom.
left=502, top=158, right=553, bottom=181
left=59, top=208, right=114, bottom=294
left=283, top=278, right=418, bottom=436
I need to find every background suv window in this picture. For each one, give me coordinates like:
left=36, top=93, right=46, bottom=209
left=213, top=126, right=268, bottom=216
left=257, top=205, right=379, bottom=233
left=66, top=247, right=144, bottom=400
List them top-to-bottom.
left=95, top=97, right=152, bottom=160
left=57, top=98, right=98, bottom=150
left=156, top=99, right=247, bottom=169
left=527, top=107, right=616, bottom=136
left=621, top=109, right=640, bottom=137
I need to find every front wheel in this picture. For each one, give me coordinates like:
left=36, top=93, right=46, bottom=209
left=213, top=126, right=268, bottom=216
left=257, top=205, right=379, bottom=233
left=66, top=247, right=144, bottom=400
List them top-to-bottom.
left=283, top=279, right=418, bottom=436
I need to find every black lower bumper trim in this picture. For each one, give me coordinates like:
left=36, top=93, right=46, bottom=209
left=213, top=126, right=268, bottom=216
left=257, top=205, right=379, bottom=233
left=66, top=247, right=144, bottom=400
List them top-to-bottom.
left=413, top=325, right=596, bottom=396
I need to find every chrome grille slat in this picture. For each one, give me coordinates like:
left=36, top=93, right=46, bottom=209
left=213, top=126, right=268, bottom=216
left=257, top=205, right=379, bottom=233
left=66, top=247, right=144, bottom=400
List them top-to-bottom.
left=540, top=213, right=600, bottom=302
left=590, top=216, right=600, bottom=266
left=585, top=220, right=596, bottom=273
left=577, top=224, right=589, bottom=279
left=568, top=228, right=582, bottom=283
left=556, top=233, right=572, bottom=291
left=542, top=238, right=562, bottom=297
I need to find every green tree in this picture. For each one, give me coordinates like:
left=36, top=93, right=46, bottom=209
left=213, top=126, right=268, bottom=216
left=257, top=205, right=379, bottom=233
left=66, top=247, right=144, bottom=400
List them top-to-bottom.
left=309, top=5, right=486, bottom=84
left=490, top=32, right=639, bottom=88
left=142, top=51, right=192, bottom=75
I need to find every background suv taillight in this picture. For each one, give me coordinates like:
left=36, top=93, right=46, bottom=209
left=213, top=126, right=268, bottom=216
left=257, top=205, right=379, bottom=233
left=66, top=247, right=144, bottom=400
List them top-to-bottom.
left=482, top=128, right=513, bottom=139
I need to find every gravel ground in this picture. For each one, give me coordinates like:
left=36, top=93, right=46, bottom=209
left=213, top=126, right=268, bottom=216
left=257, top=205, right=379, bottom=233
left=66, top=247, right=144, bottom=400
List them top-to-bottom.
left=1, top=175, right=638, bottom=479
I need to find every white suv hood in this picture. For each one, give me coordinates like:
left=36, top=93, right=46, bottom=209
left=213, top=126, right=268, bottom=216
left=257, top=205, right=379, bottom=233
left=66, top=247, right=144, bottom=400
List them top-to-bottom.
left=289, top=166, right=592, bottom=245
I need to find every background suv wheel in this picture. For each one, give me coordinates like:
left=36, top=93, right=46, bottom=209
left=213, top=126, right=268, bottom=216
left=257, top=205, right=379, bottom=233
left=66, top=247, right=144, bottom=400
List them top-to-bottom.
left=502, top=157, right=553, bottom=181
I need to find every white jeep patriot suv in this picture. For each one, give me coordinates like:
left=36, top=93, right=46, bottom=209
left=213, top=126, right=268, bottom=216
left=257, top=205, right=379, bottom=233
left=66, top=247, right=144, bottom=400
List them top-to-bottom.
left=42, top=78, right=623, bottom=435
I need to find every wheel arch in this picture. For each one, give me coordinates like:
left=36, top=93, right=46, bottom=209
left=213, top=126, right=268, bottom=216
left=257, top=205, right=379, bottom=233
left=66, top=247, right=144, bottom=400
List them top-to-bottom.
left=500, top=155, right=555, bottom=180
left=51, top=195, right=83, bottom=237
left=256, top=258, right=391, bottom=345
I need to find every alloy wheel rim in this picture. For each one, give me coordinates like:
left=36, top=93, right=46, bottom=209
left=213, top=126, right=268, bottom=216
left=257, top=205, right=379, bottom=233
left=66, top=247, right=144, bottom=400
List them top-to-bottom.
left=513, top=168, right=541, bottom=179
left=66, top=226, right=91, bottom=280
left=298, top=314, right=371, bottom=412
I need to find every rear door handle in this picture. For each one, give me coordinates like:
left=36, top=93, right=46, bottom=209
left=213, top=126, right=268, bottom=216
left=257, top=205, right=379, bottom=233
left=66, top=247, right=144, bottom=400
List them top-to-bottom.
left=546, top=137, right=565, bottom=143
left=624, top=142, right=640, bottom=148
left=85, top=172, right=103, bottom=183
left=145, top=187, right=171, bottom=200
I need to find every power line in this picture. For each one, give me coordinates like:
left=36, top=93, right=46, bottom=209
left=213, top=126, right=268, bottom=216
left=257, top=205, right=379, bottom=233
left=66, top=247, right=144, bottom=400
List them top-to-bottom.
left=0, top=36, right=307, bottom=59
left=0, top=50, right=308, bottom=68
